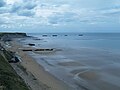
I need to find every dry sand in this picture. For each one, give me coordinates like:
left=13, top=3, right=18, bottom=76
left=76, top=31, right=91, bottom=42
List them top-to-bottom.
left=7, top=40, right=72, bottom=90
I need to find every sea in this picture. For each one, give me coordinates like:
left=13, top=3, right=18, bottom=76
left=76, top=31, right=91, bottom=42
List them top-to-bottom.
left=20, top=33, right=120, bottom=90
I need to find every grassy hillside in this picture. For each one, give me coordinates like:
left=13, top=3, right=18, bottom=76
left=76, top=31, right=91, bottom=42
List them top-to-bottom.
left=0, top=52, right=29, bottom=90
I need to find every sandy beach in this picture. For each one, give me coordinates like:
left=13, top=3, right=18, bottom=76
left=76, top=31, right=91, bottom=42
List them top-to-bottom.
left=1, top=0, right=120, bottom=89
left=4, top=33, right=120, bottom=90
left=6, top=39, right=72, bottom=90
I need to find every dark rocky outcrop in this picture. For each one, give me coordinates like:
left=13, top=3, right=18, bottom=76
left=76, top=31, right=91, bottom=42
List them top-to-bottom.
left=78, top=34, right=83, bottom=36
left=42, top=35, right=47, bottom=37
left=52, top=35, right=57, bottom=37
left=28, top=43, right=35, bottom=46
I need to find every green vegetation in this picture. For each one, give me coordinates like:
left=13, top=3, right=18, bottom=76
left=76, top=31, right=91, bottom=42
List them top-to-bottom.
left=0, top=32, right=29, bottom=90
left=3, top=50, right=13, bottom=60
left=0, top=52, right=29, bottom=90
left=17, top=64, right=27, bottom=74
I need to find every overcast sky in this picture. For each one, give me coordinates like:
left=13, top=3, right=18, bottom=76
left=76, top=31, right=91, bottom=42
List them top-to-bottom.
left=0, top=0, right=120, bottom=32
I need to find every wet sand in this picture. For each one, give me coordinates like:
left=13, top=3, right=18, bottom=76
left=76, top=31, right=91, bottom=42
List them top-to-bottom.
left=6, top=37, right=120, bottom=90
left=7, top=40, right=72, bottom=90
left=30, top=47, right=120, bottom=90
left=58, top=61, right=84, bottom=66
left=78, top=70, right=99, bottom=80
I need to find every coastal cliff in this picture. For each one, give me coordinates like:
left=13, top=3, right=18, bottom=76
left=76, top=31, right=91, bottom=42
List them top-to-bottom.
left=0, top=32, right=29, bottom=90
left=0, top=32, right=27, bottom=41
left=0, top=32, right=27, bottom=37
left=0, top=32, right=72, bottom=90
left=0, top=49, right=29, bottom=90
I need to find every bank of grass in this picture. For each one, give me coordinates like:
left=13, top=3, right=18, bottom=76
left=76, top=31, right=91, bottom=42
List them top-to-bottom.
left=2, top=50, right=13, bottom=60
left=0, top=53, right=29, bottom=90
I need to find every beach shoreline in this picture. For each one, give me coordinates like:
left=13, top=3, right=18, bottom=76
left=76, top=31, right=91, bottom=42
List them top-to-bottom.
left=3, top=33, right=120, bottom=90
left=7, top=39, right=72, bottom=90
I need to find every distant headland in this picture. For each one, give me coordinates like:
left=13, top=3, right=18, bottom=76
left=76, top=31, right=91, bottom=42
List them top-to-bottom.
left=0, top=32, right=27, bottom=41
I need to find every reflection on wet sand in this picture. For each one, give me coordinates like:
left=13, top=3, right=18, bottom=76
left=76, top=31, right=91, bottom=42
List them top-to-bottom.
left=20, top=36, right=120, bottom=90
left=58, top=61, right=84, bottom=66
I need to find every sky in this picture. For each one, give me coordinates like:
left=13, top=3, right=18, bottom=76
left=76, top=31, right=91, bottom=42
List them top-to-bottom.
left=0, top=0, right=120, bottom=32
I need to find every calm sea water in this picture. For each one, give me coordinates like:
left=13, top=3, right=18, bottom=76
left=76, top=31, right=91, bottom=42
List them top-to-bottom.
left=23, top=33, right=120, bottom=90
left=27, top=33, right=120, bottom=54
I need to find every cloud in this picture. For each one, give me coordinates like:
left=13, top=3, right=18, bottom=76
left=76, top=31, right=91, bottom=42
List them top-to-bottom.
left=0, top=0, right=5, bottom=7
left=0, top=0, right=120, bottom=30
left=10, top=0, right=36, bottom=13
left=23, top=1, right=36, bottom=10
left=10, top=3, right=21, bottom=13
left=99, top=6, right=120, bottom=16
left=0, top=7, right=10, bottom=14
left=17, top=9, right=35, bottom=16
left=48, top=12, right=78, bottom=25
